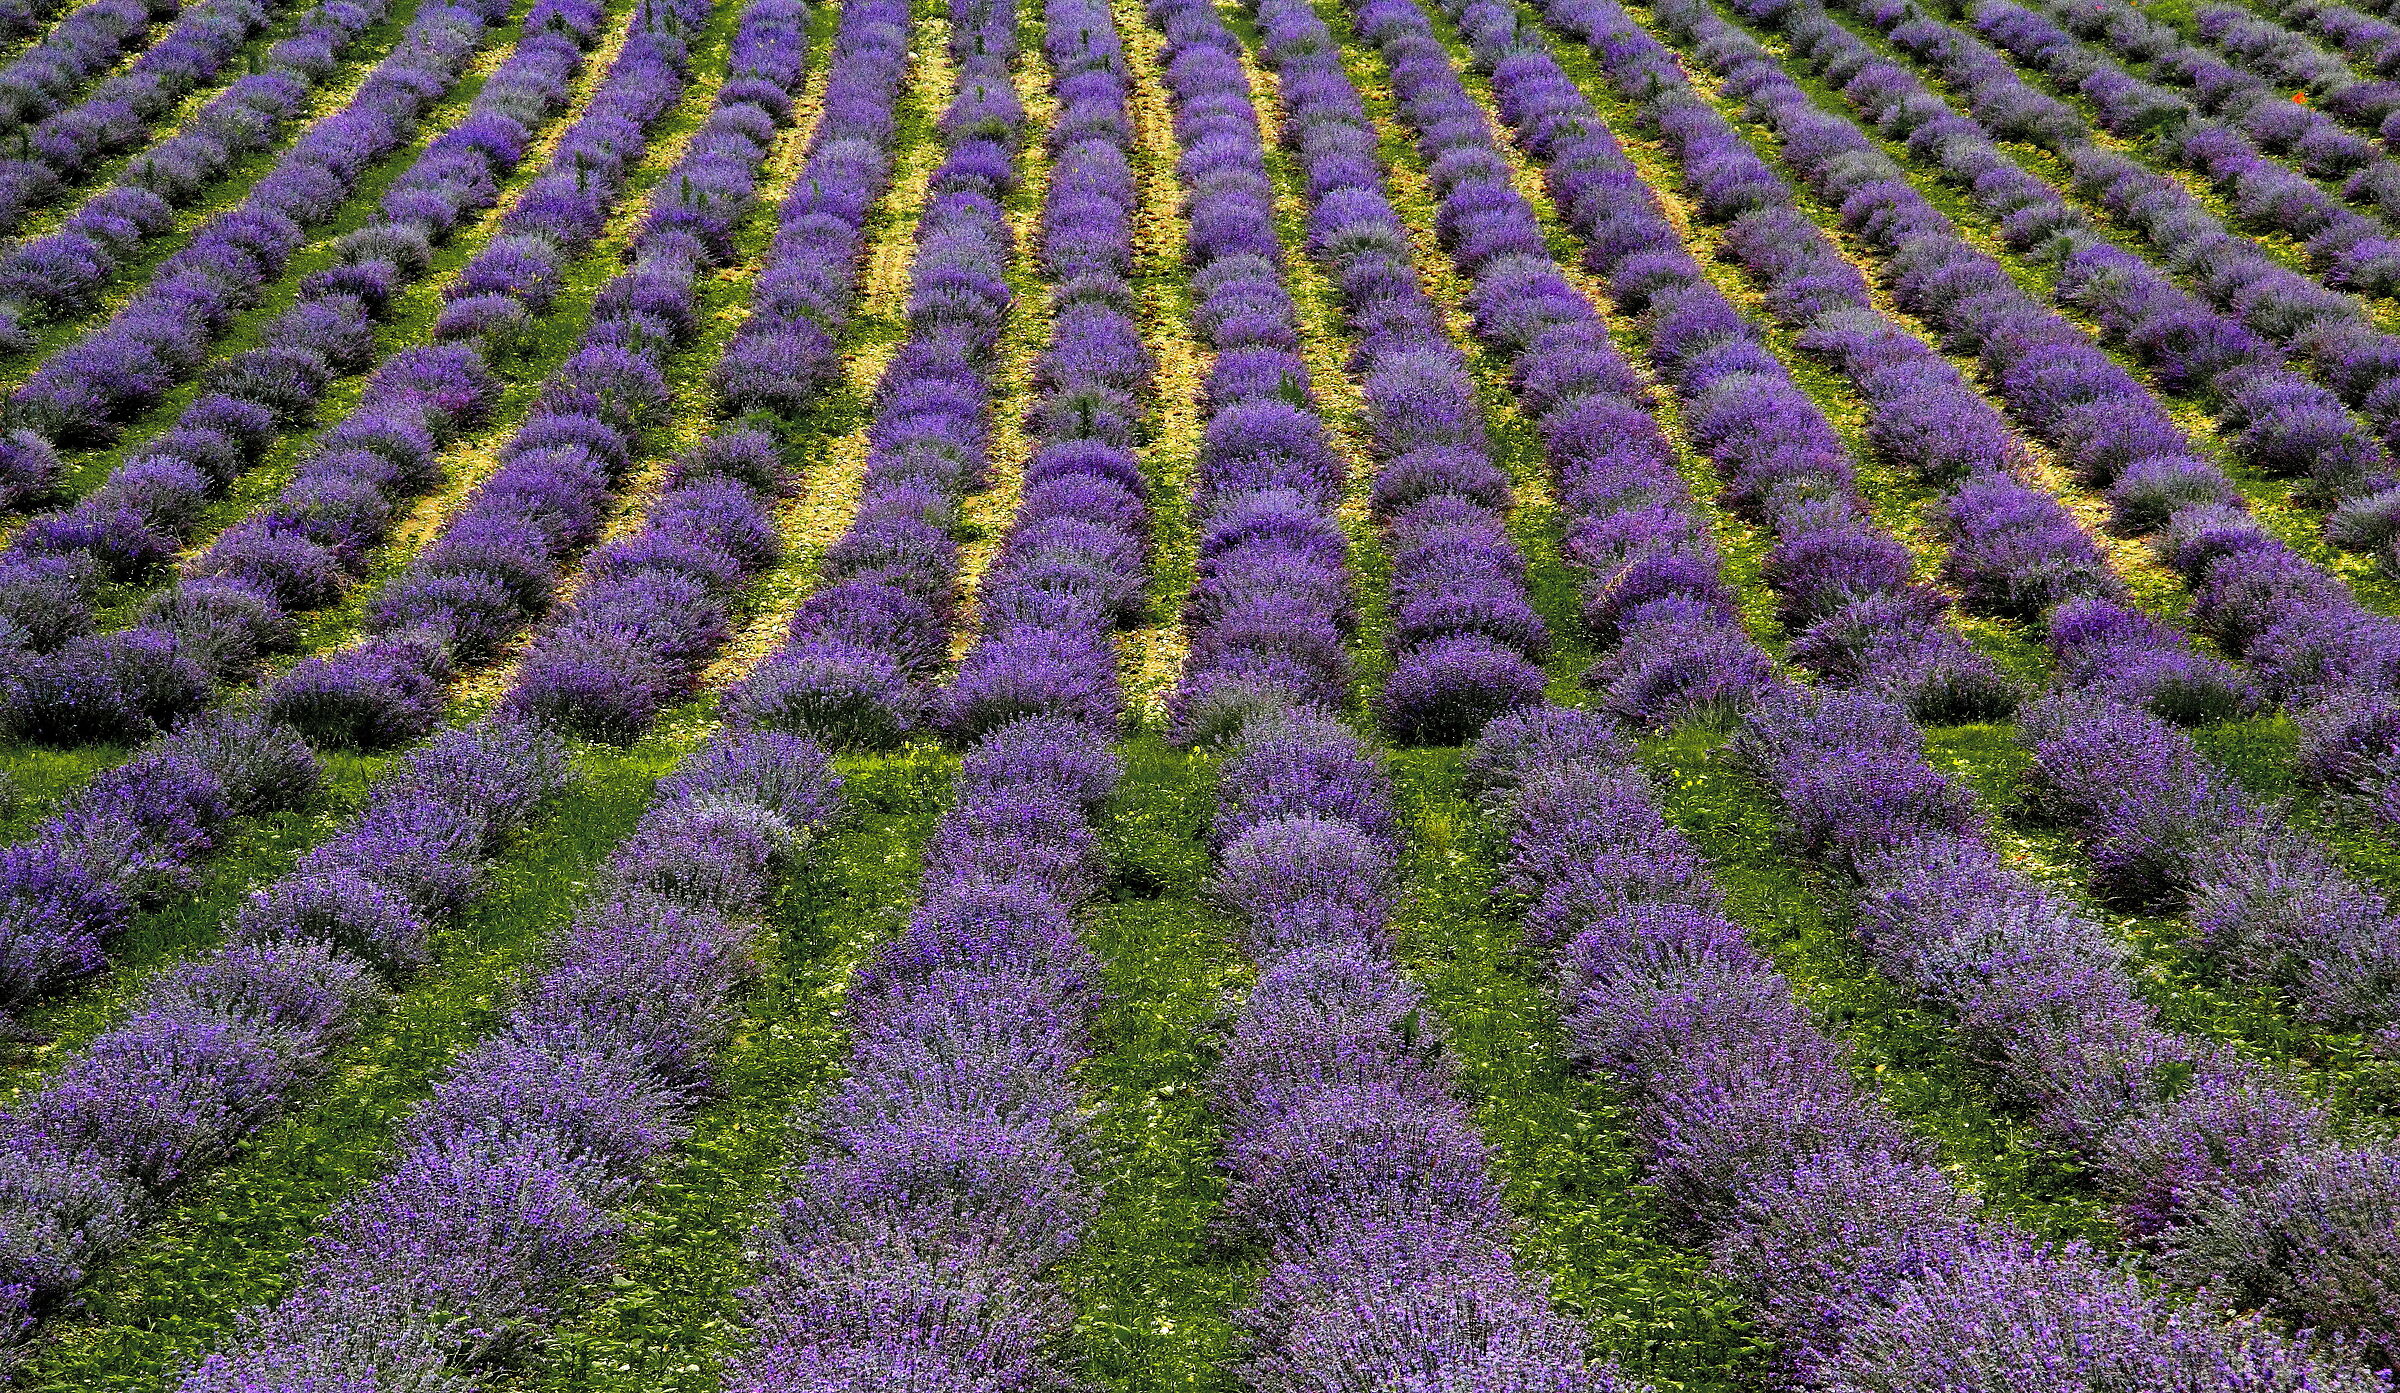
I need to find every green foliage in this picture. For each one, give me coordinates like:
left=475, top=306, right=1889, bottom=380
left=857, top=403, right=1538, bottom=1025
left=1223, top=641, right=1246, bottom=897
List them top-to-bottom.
left=1068, top=736, right=1251, bottom=1392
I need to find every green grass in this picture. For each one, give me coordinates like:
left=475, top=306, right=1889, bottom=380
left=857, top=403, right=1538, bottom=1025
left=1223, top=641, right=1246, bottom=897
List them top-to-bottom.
left=1067, top=737, right=1252, bottom=1392
left=0, top=741, right=137, bottom=839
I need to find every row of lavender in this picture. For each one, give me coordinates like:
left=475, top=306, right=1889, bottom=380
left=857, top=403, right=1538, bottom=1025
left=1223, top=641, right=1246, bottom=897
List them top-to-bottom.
left=0, top=0, right=835, bottom=1344
left=2, top=0, right=506, bottom=448
left=256, top=0, right=771, bottom=744
left=722, top=0, right=1129, bottom=1377
left=937, top=0, right=1149, bottom=744
left=1150, top=0, right=1354, bottom=747
left=1250, top=0, right=1554, bottom=748
left=1431, top=0, right=2400, bottom=1359
left=1877, top=0, right=2400, bottom=582
left=733, top=702, right=1109, bottom=1382
left=1472, top=703, right=2382, bottom=1387
left=732, top=704, right=1108, bottom=1383
left=1209, top=705, right=1615, bottom=1383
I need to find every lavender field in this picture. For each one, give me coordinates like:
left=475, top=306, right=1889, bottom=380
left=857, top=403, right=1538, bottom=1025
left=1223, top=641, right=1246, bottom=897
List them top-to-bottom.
left=0, top=0, right=2397, bottom=1378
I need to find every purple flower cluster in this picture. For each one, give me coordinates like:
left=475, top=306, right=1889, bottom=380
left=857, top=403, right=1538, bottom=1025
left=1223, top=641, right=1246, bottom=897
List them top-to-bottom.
left=0, top=0, right=298, bottom=239
left=0, top=0, right=85, bottom=41
left=5, top=0, right=513, bottom=445
left=266, top=0, right=815, bottom=751
left=702, top=0, right=907, bottom=431
left=723, top=0, right=1022, bottom=751
left=937, top=0, right=1147, bottom=745
left=1148, top=0, right=1355, bottom=746
left=1245, top=0, right=1548, bottom=748
left=1342, top=0, right=1768, bottom=733
left=1434, top=0, right=2011, bottom=724
left=1750, top=0, right=2395, bottom=494
left=1864, top=0, right=2400, bottom=479
left=1954, top=0, right=2400, bottom=292
left=1969, top=0, right=2400, bottom=344
left=2015, top=0, right=2400, bottom=232
left=2023, top=0, right=2400, bottom=247
left=503, top=1, right=826, bottom=743
left=2195, top=1, right=2395, bottom=127
left=1739, top=685, right=2400, bottom=1361
left=1481, top=703, right=2386, bottom=1387
left=1206, top=710, right=1623, bottom=1389
left=0, top=712, right=315, bottom=1013
left=734, top=713, right=1113, bottom=1388
left=0, top=719, right=569, bottom=1354
left=180, top=729, right=839, bottom=1389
